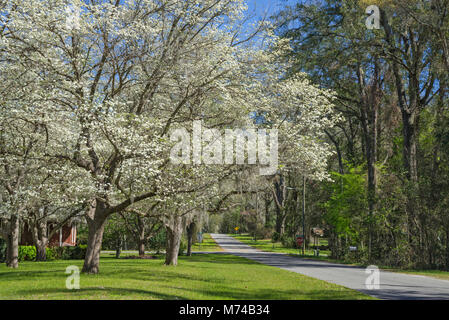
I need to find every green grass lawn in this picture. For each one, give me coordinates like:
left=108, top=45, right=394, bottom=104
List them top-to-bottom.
left=191, top=233, right=223, bottom=252
left=229, top=234, right=331, bottom=257
left=0, top=253, right=373, bottom=300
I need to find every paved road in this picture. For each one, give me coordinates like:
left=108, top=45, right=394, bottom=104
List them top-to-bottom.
left=210, top=233, right=449, bottom=300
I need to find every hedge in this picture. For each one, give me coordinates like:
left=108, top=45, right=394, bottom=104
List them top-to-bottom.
left=13, top=245, right=86, bottom=262
left=55, top=245, right=87, bottom=260
left=18, top=246, right=36, bottom=261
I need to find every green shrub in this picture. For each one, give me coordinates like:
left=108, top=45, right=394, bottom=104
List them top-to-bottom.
left=148, top=229, right=166, bottom=254
left=280, top=234, right=296, bottom=248
left=0, top=238, right=6, bottom=263
left=5, top=245, right=85, bottom=262
left=54, top=245, right=87, bottom=260
left=65, top=245, right=87, bottom=260
left=74, top=245, right=87, bottom=259
left=18, top=246, right=36, bottom=261
left=45, top=247, right=58, bottom=261
left=53, top=247, right=64, bottom=259
left=61, top=247, right=72, bottom=260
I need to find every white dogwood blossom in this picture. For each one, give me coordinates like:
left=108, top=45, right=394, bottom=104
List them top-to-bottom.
left=0, top=0, right=340, bottom=271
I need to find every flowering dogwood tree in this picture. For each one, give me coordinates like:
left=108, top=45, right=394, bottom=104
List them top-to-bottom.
left=1, top=0, right=340, bottom=273
left=0, top=63, right=90, bottom=265
left=0, top=91, right=87, bottom=266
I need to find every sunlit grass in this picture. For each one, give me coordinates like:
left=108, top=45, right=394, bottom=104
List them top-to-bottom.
left=191, top=233, right=223, bottom=252
left=0, top=254, right=372, bottom=300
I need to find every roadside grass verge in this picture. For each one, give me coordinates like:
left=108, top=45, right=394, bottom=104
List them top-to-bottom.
left=191, top=233, right=223, bottom=252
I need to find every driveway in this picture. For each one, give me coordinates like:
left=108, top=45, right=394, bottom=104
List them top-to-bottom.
left=210, top=233, right=449, bottom=300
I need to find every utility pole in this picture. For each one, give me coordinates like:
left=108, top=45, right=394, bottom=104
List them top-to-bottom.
left=302, top=175, right=306, bottom=256
left=287, top=178, right=307, bottom=256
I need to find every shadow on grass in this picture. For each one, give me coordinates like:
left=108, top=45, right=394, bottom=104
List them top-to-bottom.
left=0, top=263, right=83, bottom=280
left=119, top=268, right=221, bottom=284
left=0, top=270, right=63, bottom=280
left=15, top=285, right=367, bottom=300
left=171, top=286, right=367, bottom=300
left=14, top=287, right=187, bottom=300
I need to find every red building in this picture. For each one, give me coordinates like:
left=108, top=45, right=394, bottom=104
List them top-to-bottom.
left=20, top=222, right=77, bottom=247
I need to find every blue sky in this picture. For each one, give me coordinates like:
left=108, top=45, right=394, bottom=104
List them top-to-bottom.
left=245, top=0, right=298, bottom=20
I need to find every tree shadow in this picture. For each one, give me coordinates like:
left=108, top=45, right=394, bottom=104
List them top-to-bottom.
left=0, top=269, right=71, bottom=281
left=170, top=286, right=369, bottom=300
left=14, top=287, right=187, bottom=300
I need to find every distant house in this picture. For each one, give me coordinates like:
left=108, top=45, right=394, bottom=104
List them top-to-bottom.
left=20, top=221, right=77, bottom=247
left=309, top=227, right=324, bottom=242
left=311, top=227, right=324, bottom=237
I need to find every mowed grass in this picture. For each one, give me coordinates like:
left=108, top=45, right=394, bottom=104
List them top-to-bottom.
left=191, top=233, right=223, bottom=252
left=0, top=254, right=373, bottom=300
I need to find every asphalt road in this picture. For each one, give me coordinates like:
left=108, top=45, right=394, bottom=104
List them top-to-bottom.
left=210, top=233, right=449, bottom=300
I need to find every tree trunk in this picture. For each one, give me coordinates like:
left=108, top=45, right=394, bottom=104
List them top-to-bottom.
left=380, top=9, right=429, bottom=264
left=358, top=60, right=380, bottom=262
left=402, top=110, right=420, bottom=262
left=402, top=111, right=419, bottom=183
left=273, top=175, right=286, bottom=237
left=264, top=198, right=272, bottom=227
left=82, top=202, right=108, bottom=274
left=274, top=206, right=285, bottom=236
left=5, top=215, right=19, bottom=268
left=165, top=215, right=183, bottom=266
left=31, top=217, right=48, bottom=262
left=83, top=219, right=107, bottom=273
left=186, top=221, right=196, bottom=257
left=446, top=225, right=449, bottom=271
left=115, top=236, right=122, bottom=259
left=138, top=240, right=145, bottom=257
left=36, top=242, right=47, bottom=261
left=115, top=247, right=121, bottom=259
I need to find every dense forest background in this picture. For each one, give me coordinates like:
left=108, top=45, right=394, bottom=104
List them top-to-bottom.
left=260, top=0, right=449, bottom=269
